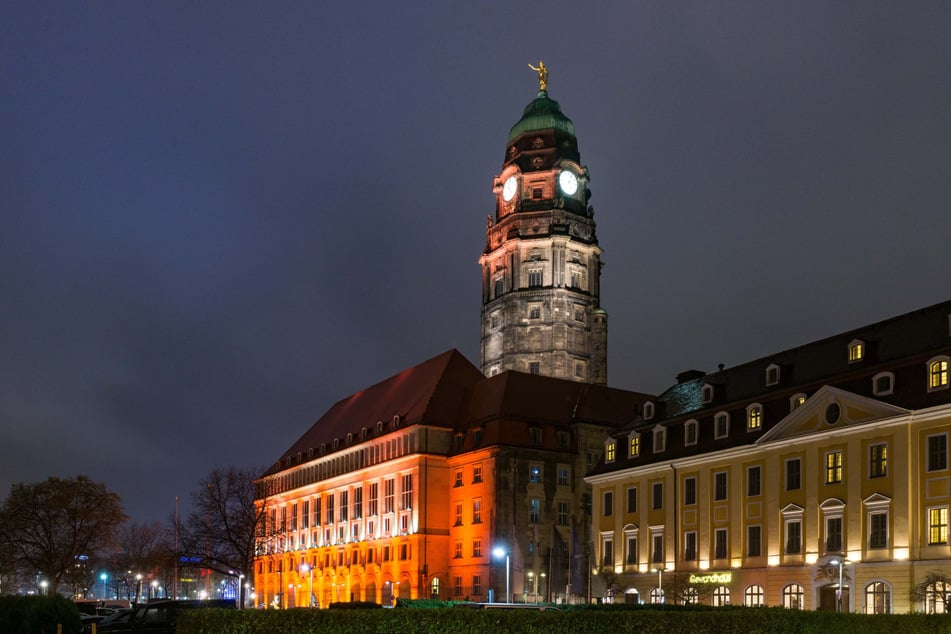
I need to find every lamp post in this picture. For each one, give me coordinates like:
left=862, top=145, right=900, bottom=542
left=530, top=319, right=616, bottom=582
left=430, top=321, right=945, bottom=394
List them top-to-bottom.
left=492, top=547, right=510, bottom=603
left=829, top=559, right=849, bottom=613
left=301, top=563, right=315, bottom=607
left=654, top=567, right=665, bottom=604
left=528, top=571, right=536, bottom=604
left=540, top=572, right=547, bottom=604
left=100, top=573, right=108, bottom=600
left=150, top=580, right=158, bottom=600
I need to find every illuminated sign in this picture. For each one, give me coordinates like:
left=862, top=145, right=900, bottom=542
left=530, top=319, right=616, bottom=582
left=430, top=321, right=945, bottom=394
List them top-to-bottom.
left=688, top=572, right=732, bottom=585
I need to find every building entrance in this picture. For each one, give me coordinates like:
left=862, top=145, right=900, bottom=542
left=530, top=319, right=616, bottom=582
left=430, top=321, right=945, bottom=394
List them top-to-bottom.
left=819, top=584, right=849, bottom=612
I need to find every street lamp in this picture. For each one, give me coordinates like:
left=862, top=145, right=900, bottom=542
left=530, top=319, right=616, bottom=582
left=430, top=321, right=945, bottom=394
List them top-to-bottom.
left=492, top=547, right=510, bottom=603
left=829, top=559, right=849, bottom=613
left=301, top=563, right=315, bottom=607
left=654, top=567, right=665, bottom=604
left=528, top=571, right=535, bottom=604
left=540, top=572, right=547, bottom=603
left=100, top=573, right=108, bottom=600
left=40, top=580, right=48, bottom=596
left=150, top=580, right=158, bottom=600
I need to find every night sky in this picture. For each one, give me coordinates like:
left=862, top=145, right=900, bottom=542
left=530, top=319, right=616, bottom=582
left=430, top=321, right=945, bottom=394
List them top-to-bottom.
left=2, top=2, right=950, bottom=524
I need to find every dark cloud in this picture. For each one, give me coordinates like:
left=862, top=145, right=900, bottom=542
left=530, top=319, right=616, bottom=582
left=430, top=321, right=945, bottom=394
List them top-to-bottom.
left=1, top=1, right=950, bottom=522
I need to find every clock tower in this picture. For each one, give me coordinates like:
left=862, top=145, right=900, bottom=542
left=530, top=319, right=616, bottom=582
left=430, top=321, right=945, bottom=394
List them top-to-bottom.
left=480, top=66, right=607, bottom=384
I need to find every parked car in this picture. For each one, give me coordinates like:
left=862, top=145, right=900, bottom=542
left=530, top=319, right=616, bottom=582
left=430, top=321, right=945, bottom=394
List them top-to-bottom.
left=96, top=599, right=235, bottom=633
left=81, top=608, right=133, bottom=634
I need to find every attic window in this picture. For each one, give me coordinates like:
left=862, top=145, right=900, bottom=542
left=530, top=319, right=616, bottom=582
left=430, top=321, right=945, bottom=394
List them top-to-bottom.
left=848, top=339, right=865, bottom=363
left=928, top=356, right=950, bottom=392
left=765, top=364, right=781, bottom=387
left=872, top=372, right=894, bottom=396
left=701, top=384, right=714, bottom=405
left=790, top=393, right=806, bottom=411
left=643, top=402, right=655, bottom=421
left=747, top=404, right=763, bottom=431
left=714, top=412, right=730, bottom=439
left=392, top=415, right=401, bottom=429
left=684, top=420, right=698, bottom=446
left=377, top=421, right=385, bottom=434
left=652, top=426, right=666, bottom=453
left=361, top=427, right=369, bottom=440
left=346, top=433, right=353, bottom=445
left=629, top=433, right=640, bottom=457
left=333, top=438, right=340, bottom=450
left=605, top=440, right=617, bottom=463
left=320, top=443, right=327, bottom=454
left=307, top=448, right=315, bottom=458
left=297, top=452, right=303, bottom=463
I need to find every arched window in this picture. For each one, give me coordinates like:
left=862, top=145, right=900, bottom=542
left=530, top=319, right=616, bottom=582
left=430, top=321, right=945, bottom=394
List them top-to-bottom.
left=929, top=356, right=950, bottom=392
left=746, top=404, right=763, bottom=431
left=684, top=419, right=699, bottom=446
left=431, top=577, right=440, bottom=599
left=924, top=580, right=950, bottom=614
left=865, top=581, right=890, bottom=614
left=782, top=584, right=804, bottom=609
left=744, top=585, right=764, bottom=607
left=713, top=586, right=730, bottom=606
left=650, top=587, right=665, bottom=604
left=682, top=587, right=699, bottom=605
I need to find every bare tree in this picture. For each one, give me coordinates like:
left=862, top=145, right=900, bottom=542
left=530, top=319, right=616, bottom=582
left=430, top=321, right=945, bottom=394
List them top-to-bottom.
left=180, top=467, right=265, bottom=604
left=0, top=475, right=127, bottom=595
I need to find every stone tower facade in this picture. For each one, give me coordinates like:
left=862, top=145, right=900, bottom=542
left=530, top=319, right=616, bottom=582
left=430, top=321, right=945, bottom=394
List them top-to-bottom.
left=480, top=80, right=607, bottom=384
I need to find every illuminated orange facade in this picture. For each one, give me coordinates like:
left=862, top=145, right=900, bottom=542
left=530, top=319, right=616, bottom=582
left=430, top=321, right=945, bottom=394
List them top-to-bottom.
left=253, top=350, right=647, bottom=607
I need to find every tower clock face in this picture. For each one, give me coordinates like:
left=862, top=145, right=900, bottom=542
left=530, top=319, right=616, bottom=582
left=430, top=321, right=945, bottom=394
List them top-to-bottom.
left=558, top=170, right=578, bottom=195
left=502, top=176, right=518, bottom=201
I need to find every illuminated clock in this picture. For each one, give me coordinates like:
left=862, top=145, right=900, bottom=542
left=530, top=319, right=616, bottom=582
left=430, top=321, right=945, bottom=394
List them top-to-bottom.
left=558, top=170, right=578, bottom=196
left=502, top=176, right=518, bottom=202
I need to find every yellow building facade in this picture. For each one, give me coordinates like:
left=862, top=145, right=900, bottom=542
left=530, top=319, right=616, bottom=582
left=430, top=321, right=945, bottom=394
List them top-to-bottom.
left=587, top=302, right=951, bottom=613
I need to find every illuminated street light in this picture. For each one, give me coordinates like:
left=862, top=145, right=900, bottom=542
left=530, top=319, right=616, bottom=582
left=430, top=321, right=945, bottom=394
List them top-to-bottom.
left=492, top=546, right=510, bottom=603
left=829, top=559, right=850, bottom=613
left=301, top=563, right=315, bottom=607
left=654, top=567, right=665, bottom=604
left=100, top=573, right=108, bottom=600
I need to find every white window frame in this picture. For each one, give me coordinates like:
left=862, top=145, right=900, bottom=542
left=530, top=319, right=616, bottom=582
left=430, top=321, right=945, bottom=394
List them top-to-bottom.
left=848, top=338, right=865, bottom=363
left=928, top=356, right=950, bottom=392
left=765, top=363, right=781, bottom=387
left=872, top=371, right=894, bottom=396
left=789, top=393, right=806, bottom=411
left=643, top=401, right=655, bottom=420
left=746, top=403, right=763, bottom=432
left=714, top=412, right=730, bottom=439
left=684, top=419, right=699, bottom=446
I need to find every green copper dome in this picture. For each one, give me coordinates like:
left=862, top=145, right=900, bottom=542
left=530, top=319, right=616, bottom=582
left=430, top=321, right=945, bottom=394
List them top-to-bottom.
left=507, top=91, right=575, bottom=143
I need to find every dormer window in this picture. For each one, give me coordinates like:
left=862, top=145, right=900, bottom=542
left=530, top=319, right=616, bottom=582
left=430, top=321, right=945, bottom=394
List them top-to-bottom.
left=848, top=339, right=864, bottom=363
left=928, top=356, right=950, bottom=392
left=766, top=364, right=781, bottom=387
left=872, top=372, right=894, bottom=396
left=701, top=383, right=714, bottom=404
left=789, top=394, right=806, bottom=411
left=643, top=402, right=655, bottom=420
left=747, top=404, right=763, bottom=431
left=714, top=412, right=730, bottom=439
left=392, top=415, right=401, bottom=429
left=684, top=419, right=699, bottom=446
left=377, top=421, right=385, bottom=434
left=653, top=426, right=666, bottom=453
left=361, top=427, right=369, bottom=440
left=345, top=433, right=353, bottom=445
left=629, top=433, right=640, bottom=457
left=332, top=438, right=340, bottom=450
left=605, top=440, right=617, bottom=463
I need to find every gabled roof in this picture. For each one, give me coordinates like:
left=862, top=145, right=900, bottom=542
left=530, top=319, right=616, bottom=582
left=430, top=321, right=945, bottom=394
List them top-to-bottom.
left=266, top=349, right=484, bottom=475
left=755, top=385, right=909, bottom=444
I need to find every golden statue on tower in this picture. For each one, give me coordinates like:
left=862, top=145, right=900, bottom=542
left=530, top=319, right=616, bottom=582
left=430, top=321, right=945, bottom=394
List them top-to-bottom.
left=528, top=61, right=548, bottom=92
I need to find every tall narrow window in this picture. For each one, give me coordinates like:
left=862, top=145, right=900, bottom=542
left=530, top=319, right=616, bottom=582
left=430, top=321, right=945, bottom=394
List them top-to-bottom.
left=849, top=340, right=864, bottom=363
left=747, top=404, right=762, bottom=431
left=714, top=413, right=729, bottom=439
left=684, top=420, right=698, bottom=446
left=929, top=434, right=948, bottom=471
left=629, top=435, right=640, bottom=457
left=605, top=442, right=616, bottom=463
left=870, top=443, right=887, bottom=478
left=825, top=451, right=843, bottom=484
left=786, top=458, right=802, bottom=490
left=747, top=466, right=762, bottom=497
left=714, top=472, right=728, bottom=501
left=401, top=474, right=413, bottom=510
left=684, top=477, right=696, bottom=505
left=652, top=482, right=663, bottom=509
left=626, top=487, right=637, bottom=513
left=603, top=491, right=614, bottom=517
left=472, top=498, right=483, bottom=524
left=529, top=498, right=541, bottom=523
left=929, top=507, right=948, bottom=544
left=869, top=512, right=888, bottom=549
left=826, top=517, right=843, bottom=552
left=785, top=519, right=802, bottom=554
left=747, top=525, right=762, bottom=557
left=714, top=528, right=728, bottom=559
left=684, top=531, right=697, bottom=561
left=651, top=532, right=664, bottom=564
left=626, top=533, right=638, bottom=564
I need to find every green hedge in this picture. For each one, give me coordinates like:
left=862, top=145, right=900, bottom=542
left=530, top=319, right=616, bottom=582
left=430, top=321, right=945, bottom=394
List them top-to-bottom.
left=0, top=595, right=82, bottom=634
left=178, top=605, right=951, bottom=634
